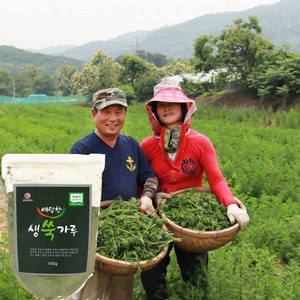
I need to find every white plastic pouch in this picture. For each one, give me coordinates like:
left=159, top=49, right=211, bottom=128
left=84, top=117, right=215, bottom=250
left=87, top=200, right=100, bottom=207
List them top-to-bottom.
left=1, top=154, right=105, bottom=299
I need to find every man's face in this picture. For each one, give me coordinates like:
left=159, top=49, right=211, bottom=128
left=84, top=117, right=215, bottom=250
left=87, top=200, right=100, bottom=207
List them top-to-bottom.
left=92, top=104, right=126, bottom=138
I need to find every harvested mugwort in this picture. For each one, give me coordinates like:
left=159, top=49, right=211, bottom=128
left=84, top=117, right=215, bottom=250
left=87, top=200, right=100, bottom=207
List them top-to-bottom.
left=161, top=189, right=232, bottom=231
left=96, top=198, right=175, bottom=263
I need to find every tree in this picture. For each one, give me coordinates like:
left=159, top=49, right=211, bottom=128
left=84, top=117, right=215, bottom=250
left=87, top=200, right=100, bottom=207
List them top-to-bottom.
left=193, top=16, right=275, bottom=90
left=193, top=17, right=300, bottom=103
left=193, top=36, right=216, bottom=73
left=71, top=50, right=121, bottom=98
left=135, top=50, right=168, bottom=67
left=247, top=50, right=300, bottom=100
left=118, top=54, right=150, bottom=86
left=160, top=59, right=195, bottom=77
left=12, top=64, right=57, bottom=96
left=15, top=65, right=40, bottom=96
left=55, top=65, right=78, bottom=96
left=0, top=69, right=13, bottom=96
left=134, top=72, right=161, bottom=102
left=34, top=74, right=56, bottom=95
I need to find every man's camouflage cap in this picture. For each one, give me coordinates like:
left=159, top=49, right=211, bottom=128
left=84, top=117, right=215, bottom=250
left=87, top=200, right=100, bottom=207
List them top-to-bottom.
left=93, top=88, right=128, bottom=110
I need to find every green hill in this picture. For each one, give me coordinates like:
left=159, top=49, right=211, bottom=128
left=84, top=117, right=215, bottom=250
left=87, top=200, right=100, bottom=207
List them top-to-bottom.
left=0, top=46, right=83, bottom=73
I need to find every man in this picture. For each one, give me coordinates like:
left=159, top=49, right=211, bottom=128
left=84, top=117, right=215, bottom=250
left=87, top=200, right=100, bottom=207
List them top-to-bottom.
left=69, top=88, right=157, bottom=300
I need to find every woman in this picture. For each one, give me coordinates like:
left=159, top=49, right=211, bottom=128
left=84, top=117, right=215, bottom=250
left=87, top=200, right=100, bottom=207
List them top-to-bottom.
left=140, top=81, right=250, bottom=299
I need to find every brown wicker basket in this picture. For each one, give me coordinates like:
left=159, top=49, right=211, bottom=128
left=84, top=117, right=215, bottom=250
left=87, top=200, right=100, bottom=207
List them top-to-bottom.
left=159, top=187, right=246, bottom=253
left=95, top=200, right=169, bottom=275
left=95, top=244, right=169, bottom=275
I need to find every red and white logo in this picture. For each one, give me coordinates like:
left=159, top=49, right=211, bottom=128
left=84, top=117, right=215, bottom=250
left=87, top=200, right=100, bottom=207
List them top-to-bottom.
left=24, top=193, right=31, bottom=199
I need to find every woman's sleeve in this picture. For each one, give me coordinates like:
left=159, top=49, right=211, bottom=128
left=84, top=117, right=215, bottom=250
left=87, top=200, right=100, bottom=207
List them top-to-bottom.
left=199, top=136, right=237, bottom=207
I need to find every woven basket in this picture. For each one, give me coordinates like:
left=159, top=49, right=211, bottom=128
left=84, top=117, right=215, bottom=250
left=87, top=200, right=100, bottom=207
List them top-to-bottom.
left=159, top=187, right=246, bottom=253
left=95, top=200, right=169, bottom=275
left=95, top=245, right=168, bottom=275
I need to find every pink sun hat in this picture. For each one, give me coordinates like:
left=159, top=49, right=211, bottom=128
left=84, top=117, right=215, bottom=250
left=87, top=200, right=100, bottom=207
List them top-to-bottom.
left=146, top=81, right=197, bottom=119
left=146, top=81, right=197, bottom=135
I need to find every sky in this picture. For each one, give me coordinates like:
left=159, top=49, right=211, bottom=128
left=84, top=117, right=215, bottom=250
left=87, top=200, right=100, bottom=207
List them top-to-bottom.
left=1, top=0, right=279, bottom=50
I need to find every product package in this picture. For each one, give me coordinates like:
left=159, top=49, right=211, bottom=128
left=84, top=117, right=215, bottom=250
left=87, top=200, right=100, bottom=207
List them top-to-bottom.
left=1, top=154, right=105, bottom=299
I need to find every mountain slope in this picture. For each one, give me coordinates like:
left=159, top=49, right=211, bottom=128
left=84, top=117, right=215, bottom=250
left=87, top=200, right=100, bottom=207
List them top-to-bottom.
left=51, top=0, right=300, bottom=61
left=0, top=46, right=83, bottom=73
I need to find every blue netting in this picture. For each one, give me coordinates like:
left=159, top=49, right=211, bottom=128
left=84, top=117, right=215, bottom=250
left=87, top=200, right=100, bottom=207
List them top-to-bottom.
left=0, top=95, right=86, bottom=105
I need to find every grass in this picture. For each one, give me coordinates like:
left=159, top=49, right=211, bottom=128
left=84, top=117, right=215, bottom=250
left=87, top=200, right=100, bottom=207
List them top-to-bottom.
left=0, top=102, right=299, bottom=299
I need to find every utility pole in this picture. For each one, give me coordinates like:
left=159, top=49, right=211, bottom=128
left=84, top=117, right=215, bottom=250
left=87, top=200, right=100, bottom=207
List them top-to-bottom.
left=131, top=37, right=142, bottom=54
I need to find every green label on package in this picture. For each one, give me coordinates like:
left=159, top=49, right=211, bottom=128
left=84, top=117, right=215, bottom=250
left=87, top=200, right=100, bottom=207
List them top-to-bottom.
left=14, top=185, right=91, bottom=275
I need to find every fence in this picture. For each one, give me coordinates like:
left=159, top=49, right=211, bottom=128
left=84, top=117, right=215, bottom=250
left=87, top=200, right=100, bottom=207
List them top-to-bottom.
left=0, top=95, right=87, bottom=106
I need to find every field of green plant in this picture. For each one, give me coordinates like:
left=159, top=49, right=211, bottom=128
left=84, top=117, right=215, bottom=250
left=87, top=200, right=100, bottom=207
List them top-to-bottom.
left=0, top=103, right=299, bottom=299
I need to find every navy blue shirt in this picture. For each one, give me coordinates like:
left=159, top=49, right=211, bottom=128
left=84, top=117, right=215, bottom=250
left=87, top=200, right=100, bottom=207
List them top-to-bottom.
left=70, top=132, right=155, bottom=201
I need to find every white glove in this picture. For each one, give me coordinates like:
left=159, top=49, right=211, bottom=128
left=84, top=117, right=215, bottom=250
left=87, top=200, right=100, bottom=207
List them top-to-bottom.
left=155, top=192, right=171, bottom=206
left=139, top=196, right=155, bottom=214
left=227, top=204, right=250, bottom=230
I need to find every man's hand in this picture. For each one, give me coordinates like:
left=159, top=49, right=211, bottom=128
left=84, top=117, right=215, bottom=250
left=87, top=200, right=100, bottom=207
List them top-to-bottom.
left=155, top=192, right=171, bottom=206
left=139, top=196, right=155, bottom=214
left=227, top=204, right=250, bottom=230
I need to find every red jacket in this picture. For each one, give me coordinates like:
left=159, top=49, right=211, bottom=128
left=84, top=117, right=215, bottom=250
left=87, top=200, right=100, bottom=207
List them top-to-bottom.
left=140, top=126, right=236, bottom=207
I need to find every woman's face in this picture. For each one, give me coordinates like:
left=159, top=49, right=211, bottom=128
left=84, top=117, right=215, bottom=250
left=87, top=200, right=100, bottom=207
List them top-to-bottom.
left=156, top=102, right=182, bottom=129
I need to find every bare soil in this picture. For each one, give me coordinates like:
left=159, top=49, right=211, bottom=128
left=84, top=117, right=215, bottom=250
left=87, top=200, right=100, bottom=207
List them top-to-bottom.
left=196, top=90, right=300, bottom=111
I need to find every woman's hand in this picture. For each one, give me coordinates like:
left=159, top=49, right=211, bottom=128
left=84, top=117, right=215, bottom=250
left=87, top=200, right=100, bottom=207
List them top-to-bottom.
left=155, top=192, right=171, bottom=206
left=227, top=204, right=250, bottom=229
